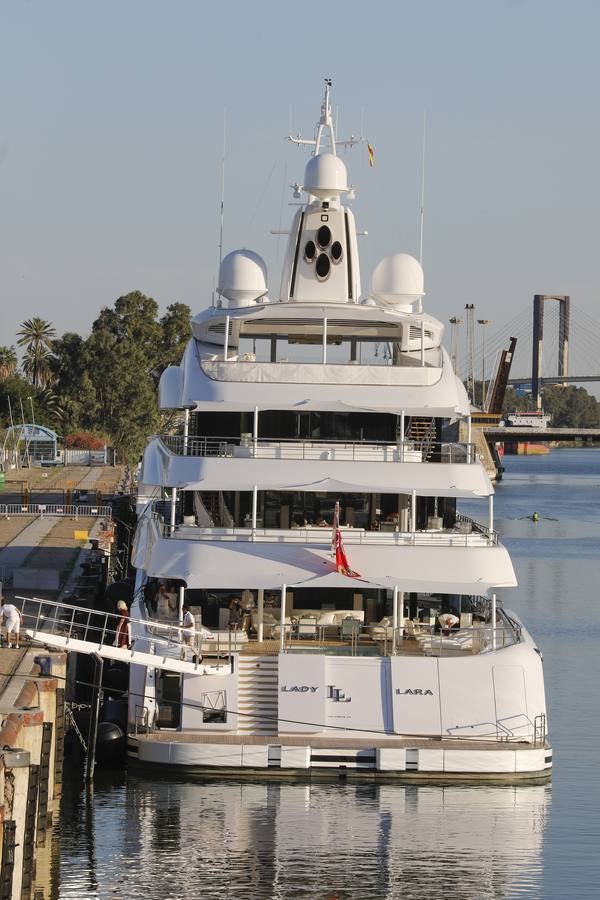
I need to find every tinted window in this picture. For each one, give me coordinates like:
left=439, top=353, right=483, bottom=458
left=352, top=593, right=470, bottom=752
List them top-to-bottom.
left=317, top=225, right=331, bottom=248
left=316, top=253, right=331, bottom=279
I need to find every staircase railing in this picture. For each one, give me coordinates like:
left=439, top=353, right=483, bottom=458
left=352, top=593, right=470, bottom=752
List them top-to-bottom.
left=13, top=595, right=204, bottom=661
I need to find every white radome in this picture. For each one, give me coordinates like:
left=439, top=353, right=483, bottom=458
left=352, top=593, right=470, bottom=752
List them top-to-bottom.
left=303, top=153, right=348, bottom=200
left=218, top=249, right=268, bottom=307
left=370, top=253, right=425, bottom=309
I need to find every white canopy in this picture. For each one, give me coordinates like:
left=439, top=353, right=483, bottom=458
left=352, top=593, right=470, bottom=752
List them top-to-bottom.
left=159, top=342, right=470, bottom=418
left=140, top=438, right=493, bottom=498
left=132, top=518, right=516, bottom=596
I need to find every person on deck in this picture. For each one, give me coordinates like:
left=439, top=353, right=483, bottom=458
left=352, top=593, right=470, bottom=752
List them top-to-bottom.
left=240, top=590, right=255, bottom=634
left=1, top=597, right=23, bottom=649
left=228, top=597, right=242, bottom=631
left=114, top=600, right=132, bottom=649
left=180, top=605, right=196, bottom=660
left=438, top=611, right=460, bottom=636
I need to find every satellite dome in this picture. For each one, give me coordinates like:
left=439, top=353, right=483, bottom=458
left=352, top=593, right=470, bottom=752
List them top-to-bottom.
left=303, top=153, right=348, bottom=200
left=218, top=249, right=268, bottom=307
left=370, top=254, right=425, bottom=309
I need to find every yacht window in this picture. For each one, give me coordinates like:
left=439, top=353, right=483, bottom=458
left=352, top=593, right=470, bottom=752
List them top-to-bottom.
left=317, top=224, right=331, bottom=248
left=304, top=240, right=316, bottom=261
left=331, top=240, right=343, bottom=262
left=315, top=253, right=331, bottom=279
left=235, top=318, right=436, bottom=365
left=201, top=690, right=227, bottom=724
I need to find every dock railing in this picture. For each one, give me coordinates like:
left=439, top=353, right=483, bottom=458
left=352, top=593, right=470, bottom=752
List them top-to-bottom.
left=0, top=504, right=113, bottom=518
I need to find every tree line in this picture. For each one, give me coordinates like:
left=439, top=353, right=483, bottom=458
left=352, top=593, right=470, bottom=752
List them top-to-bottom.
left=0, top=291, right=191, bottom=460
left=503, top=385, right=600, bottom=428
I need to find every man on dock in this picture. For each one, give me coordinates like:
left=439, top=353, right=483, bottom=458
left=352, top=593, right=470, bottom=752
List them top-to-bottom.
left=1, top=597, right=23, bottom=649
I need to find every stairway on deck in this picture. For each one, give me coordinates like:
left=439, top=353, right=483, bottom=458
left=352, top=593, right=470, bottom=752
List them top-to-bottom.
left=404, top=416, right=436, bottom=459
left=236, top=655, right=279, bottom=735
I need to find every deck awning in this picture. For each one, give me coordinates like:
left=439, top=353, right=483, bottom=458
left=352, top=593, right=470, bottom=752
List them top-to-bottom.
left=158, top=341, right=470, bottom=418
left=140, top=438, right=493, bottom=497
left=132, top=519, right=516, bottom=596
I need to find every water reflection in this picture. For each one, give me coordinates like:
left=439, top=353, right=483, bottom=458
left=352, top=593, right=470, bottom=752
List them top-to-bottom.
left=50, top=771, right=549, bottom=900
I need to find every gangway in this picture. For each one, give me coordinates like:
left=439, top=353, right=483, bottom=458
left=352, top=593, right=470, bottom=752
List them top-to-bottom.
left=12, top=595, right=228, bottom=676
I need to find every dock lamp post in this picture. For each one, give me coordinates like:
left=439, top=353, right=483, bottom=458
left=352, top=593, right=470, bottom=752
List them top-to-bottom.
left=448, top=316, right=463, bottom=374
left=477, top=319, right=491, bottom=411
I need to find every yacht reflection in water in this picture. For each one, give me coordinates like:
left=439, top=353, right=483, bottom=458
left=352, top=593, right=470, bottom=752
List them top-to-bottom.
left=56, top=774, right=549, bottom=899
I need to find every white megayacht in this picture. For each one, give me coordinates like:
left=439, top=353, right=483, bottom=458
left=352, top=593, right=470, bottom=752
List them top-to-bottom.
left=128, top=81, right=551, bottom=781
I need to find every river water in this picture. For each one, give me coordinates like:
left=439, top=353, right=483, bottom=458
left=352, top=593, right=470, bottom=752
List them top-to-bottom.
left=48, top=449, right=600, bottom=899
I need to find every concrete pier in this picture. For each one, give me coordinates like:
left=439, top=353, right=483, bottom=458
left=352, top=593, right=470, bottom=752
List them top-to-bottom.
left=0, top=649, right=66, bottom=899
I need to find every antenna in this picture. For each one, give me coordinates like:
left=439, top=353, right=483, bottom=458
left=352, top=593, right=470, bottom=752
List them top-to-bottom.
left=217, top=108, right=227, bottom=271
left=419, top=111, right=426, bottom=265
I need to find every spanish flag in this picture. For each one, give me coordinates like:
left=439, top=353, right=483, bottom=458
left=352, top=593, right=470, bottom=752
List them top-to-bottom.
left=367, top=142, right=374, bottom=167
left=331, top=501, right=360, bottom=577
left=334, top=528, right=361, bottom=578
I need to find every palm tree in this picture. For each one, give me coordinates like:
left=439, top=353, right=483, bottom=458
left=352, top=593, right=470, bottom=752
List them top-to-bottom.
left=16, top=318, right=56, bottom=388
left=0, top=345, right=18, bottom=380
left=22, top=347, right=55, bottom=389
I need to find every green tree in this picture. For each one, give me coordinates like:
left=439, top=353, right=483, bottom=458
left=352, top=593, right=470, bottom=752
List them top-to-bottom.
left=85, top=292, right=162, bottom=459
left=158, top=302, right=192, bottom=374
left=16, top=317, right=56, bottom=388
left=50, top=333, right=99, bottom=433
left=0, top=346, right=18, bottom=380
left=0, top=374, right=37, bottom=426
left=502, top=384, right=600, bottom=427
left=543, top=385, right=600, bottom=428
left=502, top=387, right=531, bottom=417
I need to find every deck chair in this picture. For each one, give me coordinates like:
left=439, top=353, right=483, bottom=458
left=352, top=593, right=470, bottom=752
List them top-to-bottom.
left=297, top=616, right=318, bottom=639
left=340, top=617, right=362, bottom=640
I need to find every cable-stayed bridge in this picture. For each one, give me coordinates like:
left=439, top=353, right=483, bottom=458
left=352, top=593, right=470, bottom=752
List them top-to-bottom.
left=450, top=294, right=600, bottom=408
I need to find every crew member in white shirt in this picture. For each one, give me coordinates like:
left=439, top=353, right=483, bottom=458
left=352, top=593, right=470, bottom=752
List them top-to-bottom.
left=1, top=597, right=23, bottom=649
left=180, top=605, right=197, bottom=660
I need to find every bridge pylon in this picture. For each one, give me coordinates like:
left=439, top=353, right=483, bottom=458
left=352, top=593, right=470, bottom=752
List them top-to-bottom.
left=532, top=294, right=570, bottom=409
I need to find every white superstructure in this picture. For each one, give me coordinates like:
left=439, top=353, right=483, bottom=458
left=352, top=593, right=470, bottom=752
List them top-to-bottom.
left=127, top=82, right=551, bottom=780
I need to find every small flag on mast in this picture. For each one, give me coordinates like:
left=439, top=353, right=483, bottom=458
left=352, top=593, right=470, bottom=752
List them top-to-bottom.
left=367, top=142, right=374, bottom=167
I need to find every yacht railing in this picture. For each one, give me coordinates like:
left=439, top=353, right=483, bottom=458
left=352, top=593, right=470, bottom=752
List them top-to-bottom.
left=155, top=434, right=478, bottom=465
left=455, top=512, right=497, bottom=542
left=165, top=523, right=499, bottom=547
left=12, top=594, right=209, bottom=661
left=277, top=619, right=519, bottom=657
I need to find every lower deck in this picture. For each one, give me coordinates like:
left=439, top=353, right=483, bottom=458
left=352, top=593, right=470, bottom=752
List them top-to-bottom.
left=128, top=730, right=553, bottom=783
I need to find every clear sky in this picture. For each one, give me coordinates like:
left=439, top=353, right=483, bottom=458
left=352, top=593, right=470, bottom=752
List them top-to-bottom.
left=1, top=0, right=599, bottom=380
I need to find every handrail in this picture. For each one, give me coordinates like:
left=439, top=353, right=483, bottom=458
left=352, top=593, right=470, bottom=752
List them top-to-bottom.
left=154, top=434, right=478, bottom=465
left=455, top=512, right=497, bottom=544
left=164, top=522, right=498, bottom=547
left=13, top=594, right=205, bottom=656
left=278, top=619, right=519, bottom=657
